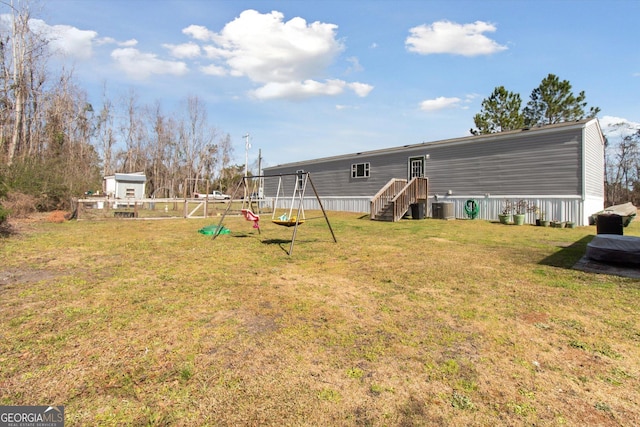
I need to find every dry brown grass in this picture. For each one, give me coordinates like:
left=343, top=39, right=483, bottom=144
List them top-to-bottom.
left=2, top=191, right=38, bottom=218
left=46, top=210, right=69, bottom=223
left=0, top=212, right=639, bottom=426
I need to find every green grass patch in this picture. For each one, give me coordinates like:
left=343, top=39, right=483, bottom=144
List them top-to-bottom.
left=1, top=212, right=639, bottom=424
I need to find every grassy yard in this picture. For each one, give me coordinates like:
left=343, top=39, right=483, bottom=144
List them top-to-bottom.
left=1, top=212, right=639, bottom=426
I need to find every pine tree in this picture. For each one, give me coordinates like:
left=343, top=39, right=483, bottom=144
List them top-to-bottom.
left=523, top=73, right=600, bottom=126
left=470, top=86, right=524, bottom=135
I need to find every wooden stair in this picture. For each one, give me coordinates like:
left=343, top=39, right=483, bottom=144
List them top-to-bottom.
left=370, top=177, right=429, bottom=221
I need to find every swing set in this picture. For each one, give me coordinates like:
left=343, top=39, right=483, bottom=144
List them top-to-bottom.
left=212, top=172, right=337, bottom=255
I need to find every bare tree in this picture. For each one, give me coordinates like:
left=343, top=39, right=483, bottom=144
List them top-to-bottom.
left=0, top=0, right=49, bottom=164
left=94, top=83, right=116, bottom=177
left=114, top=89, right=148, bottom=173
left=178, top=95, right=218, bottom=195
left=146, top=100, right=181, bottom=198
left=604, top=121, right=640, bottom=206
left=216, top=133, right=233, bottom=191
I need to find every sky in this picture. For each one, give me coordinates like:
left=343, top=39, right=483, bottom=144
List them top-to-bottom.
left=12, top=0, right=640, bottom=168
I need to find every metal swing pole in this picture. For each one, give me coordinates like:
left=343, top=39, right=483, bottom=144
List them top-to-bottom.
left=288, top=172, right=308, bottom=256
left=307, top=173, right=337, bottom=243
left=287, top=175, right=298, bottom=219
left=272, top=176, right=283, bottom=220
left=211, top=178, right=244, bottom=240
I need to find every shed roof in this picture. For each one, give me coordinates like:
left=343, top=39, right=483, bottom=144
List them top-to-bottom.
left=113, top=172, right=147, bottom=183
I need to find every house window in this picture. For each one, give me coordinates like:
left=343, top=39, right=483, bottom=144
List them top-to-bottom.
left=351, top=162, right=370, bottom=178
left=125, top=188, right=135, bottom=197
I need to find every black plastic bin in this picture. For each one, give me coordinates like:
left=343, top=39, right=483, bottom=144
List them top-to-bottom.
left=411, top=203, right=425, bottom=219
left=596, top=213, right=623, bottom=235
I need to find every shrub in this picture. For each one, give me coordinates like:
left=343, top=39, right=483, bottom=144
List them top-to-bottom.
left=0, top=159, right=73, bottom=211
left=2, top=192, right=38, bottom=218
left=0, top=204, right=8, bottom=224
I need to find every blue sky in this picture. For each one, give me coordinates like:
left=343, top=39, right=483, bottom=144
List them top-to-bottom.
left=29, top=0, right=640, bottom=167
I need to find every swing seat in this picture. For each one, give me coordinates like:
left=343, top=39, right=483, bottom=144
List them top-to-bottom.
left=241, top=209, right=260, bottom=228
left=272, top=216, right=304, bottom=227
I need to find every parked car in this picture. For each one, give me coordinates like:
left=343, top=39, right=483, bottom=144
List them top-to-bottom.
left=195, top=191, right=230, bottom=200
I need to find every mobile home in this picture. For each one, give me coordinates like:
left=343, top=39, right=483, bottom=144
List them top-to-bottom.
left=263, top=119, right=605, bottom=226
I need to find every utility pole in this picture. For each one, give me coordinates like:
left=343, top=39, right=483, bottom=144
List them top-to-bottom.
left=244, top=133, right=250, bottom=199
left=244, top=133, right=250, bottom=177
left=258, top=148, right=263, bottom=198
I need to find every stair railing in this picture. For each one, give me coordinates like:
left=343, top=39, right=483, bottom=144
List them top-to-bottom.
left=390, top=177, right=429, bottom=222
left=370, top=178, right=407, bottom=219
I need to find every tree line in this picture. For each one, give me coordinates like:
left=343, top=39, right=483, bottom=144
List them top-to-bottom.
left=0, top=0, right=240, bottom=218
left=603, top=123, right=640, bottom=206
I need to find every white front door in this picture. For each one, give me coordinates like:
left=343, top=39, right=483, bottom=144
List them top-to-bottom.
left=408, top=156, right=425, bottom=180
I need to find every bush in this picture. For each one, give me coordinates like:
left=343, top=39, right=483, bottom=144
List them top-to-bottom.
left=0, top=159, right=73, bottom=211
left=2, top=192, right=38, bottom=218
left=0, top=204, right=8, bottom=224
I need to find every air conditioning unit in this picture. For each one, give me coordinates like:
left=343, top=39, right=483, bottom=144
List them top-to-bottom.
left=432, top=202, right=454, bottom=220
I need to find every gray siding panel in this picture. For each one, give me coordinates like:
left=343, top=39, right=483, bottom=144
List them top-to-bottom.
left=267, top=126, right=585, bottom=198
left=425, top=129, right=581, bottom=196
left=264, top=156, right=398, bottom=197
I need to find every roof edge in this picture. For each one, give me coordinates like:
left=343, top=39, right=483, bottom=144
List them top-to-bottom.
left=265, top=118, right=598, bottom=169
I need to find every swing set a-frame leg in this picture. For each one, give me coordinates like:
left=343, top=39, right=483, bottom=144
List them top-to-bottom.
left=286, top=173, right=337, bottom=256
left=307, top=173, right=337, bottom=244
left=211, top=179, right=243, bottom=240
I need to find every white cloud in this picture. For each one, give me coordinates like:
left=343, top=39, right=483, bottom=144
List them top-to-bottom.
left=22, top=9, right=371, bottom=98
left=181, top=9, right=370, bottom=100
left=214, top=10, right=343, bottom=83
left=26, top=18, right=137, bottom=61
left=27, top=18, right=97, bottom=59
left=406, top=20, right=507, bottom=56
left=183, top=24, right=216, bottom=41
left=95, top=36, right=116, bottom=45
left=95, top=37, right=136, bottom=47
left=119, top=39, right=138, bottom=47
left=163, top=42, right=201, bottom=59
left=203, top=45, right=231, bottom=59
left=111, top=48, right=188, bottom=79
left=346, top=56, right=363, bottom=73
left=200, top=64, right=227, bottom=76
left=251, top=79, right=371, bottom=100
left=251, top=79, right=344, bottom=100
left=348, top=82, right=374, bottom=97
left=420, top=96, right=461, bottom=112
left=336, top=104, right=360, bottom=110
left=600, top=115, right=640, bottom=141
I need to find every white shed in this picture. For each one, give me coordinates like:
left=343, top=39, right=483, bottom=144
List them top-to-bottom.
left=103, top=172, right=147, bottom=205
